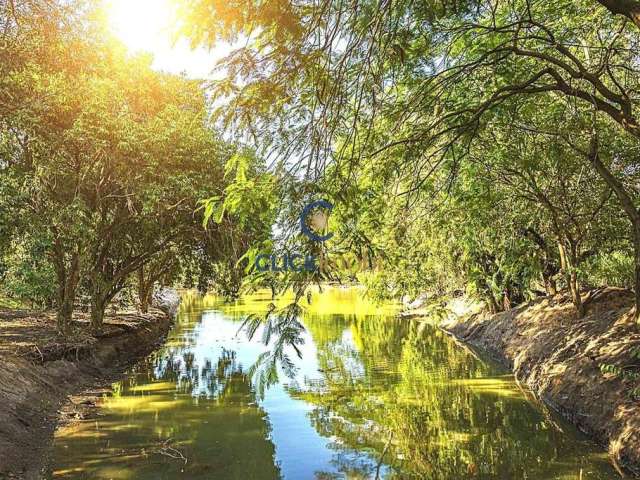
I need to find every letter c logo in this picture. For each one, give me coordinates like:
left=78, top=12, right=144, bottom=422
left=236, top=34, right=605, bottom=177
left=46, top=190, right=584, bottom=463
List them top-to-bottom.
left=300, top=199, right=334, bottom=243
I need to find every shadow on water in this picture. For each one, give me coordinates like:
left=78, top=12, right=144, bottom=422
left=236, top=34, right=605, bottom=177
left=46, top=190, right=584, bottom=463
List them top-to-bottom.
left=51, top=288, right=620, bottom=479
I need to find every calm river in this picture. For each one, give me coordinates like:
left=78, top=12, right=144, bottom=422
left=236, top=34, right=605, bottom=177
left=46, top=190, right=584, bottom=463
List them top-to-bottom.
left=51, top=288, right=619, bottom=479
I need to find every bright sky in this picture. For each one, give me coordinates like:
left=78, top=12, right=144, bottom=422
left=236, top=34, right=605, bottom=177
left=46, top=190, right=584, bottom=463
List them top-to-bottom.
left=105, top=0, right=231, bottom=79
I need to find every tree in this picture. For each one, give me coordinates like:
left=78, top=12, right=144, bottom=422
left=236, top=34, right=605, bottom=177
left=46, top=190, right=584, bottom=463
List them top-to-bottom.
left=176, top=0, right=640, bottom=317
left=0, top=3, right=234, bottom=332
left=200, top=151, right=280, bottom=298
left=136, top=249, right=181, bottom=314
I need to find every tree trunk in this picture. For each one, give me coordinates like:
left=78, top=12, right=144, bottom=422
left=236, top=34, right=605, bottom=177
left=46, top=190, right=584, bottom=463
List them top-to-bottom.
left=595, top=0, right=640, bottom=30
left=587, top=139, right=640, bottom=320
left=521, top=227, right=559, bottom=297
left=633, top=227, right=640, bottom=320
left=52, top=241, right=80, bottom=335
left=558, top=243, right=585, bottom=317
left=542, top=256, right=559, bottom=296
left=137, top=267, right=154, bottom=314
left=90, top=268, right=132, bottom=331
left=569, top=269, right=585, bottom=317
left=89, top=274, right=110, bottom=332
left=543, top=274, right=558, bottom=296
left=139, top=290, right=152, bottom=314
left=502, top=290, right=512, bottom=311
left=486, top=293, right=500, bottom=314
left=56, top=295, right=74, bottom=334
left=90, top=298, right=106, bottom=332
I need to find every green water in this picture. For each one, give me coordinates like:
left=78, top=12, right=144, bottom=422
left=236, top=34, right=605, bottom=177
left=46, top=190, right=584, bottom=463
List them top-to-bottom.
left=51, top=288, right=619, bottom=479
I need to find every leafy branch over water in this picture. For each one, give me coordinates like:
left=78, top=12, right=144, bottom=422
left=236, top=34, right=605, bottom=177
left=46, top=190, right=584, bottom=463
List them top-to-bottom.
left=240, top=302, right=306, bottom=398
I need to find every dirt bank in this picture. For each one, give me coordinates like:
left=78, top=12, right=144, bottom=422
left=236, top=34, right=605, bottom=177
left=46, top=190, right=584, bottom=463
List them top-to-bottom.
left=441, top=288, right=640, bottom=477
left=0, top=307, right=175, bottom=479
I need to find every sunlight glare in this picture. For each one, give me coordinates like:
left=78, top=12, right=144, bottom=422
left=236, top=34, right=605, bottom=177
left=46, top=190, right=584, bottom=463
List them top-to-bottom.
left=105, top=0, right=229, bottom=79
left=107, top=0, right=174, bottom=53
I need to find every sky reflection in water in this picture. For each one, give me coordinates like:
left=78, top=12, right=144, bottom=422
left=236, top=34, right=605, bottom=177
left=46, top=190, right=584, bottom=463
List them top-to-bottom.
left=51, top=288, right=619, bottom=480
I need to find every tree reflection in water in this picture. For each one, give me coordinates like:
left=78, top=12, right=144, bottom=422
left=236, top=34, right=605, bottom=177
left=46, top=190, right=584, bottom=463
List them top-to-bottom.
left=52, top=289, right=618, bottom=480
left=241, top=290, right=617, bottom=479
left=53, top=306, right=283, bottom=480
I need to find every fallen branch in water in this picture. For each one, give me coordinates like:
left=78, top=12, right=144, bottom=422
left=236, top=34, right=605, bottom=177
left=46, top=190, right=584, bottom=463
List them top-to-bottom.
left=155, top=438, right=188, bottom=465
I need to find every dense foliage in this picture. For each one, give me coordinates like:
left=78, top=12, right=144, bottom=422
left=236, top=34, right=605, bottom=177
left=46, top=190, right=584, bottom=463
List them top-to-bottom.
left=0, top=0, right=273, bottom=332
left=3, top=0, right=640, bottom=330
left=177, top=0, right=640, bottom=318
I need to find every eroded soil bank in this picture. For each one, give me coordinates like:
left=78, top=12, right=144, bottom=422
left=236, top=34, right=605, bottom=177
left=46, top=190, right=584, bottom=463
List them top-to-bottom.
left=441, top=288, right=640, bottom=477
left=0, top=307, right=174, bottom=479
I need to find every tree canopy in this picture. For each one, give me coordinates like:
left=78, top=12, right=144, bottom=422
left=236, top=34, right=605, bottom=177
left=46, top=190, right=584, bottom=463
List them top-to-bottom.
left=0, top=0, right=273, bottom=331
left=3, top=0, right=640, bottom=327
left=175, top=0, right=640, bottom=318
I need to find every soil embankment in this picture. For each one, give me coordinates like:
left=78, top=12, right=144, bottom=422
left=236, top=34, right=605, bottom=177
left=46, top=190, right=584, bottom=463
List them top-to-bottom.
left=441, top=288, right=640, bottom=477
left=0, top=296, right=177, bottom=479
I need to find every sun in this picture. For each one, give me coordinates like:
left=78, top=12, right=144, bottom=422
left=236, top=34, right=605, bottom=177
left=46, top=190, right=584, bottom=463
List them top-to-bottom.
left=104, top=0, right=232, bottom=79
left=106, top=0, right=175, bottom=53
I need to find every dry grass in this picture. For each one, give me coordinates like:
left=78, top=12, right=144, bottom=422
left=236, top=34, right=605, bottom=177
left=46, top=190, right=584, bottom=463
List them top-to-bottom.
left=443, top=288, right=640, bottom=476
left=0, top=308, right=164, bottom=363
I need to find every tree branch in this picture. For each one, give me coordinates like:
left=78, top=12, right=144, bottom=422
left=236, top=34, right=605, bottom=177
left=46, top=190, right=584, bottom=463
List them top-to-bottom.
left=594, top=0, right=640, bottom=29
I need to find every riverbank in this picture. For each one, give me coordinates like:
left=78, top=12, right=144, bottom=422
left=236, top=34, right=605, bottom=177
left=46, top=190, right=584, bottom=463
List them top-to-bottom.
left=440, top=287, right=640, bottom=477
left=0, top=303, right=176, bottom=479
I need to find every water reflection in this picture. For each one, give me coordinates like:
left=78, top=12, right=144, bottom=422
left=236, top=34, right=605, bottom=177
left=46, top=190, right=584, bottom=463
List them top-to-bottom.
left=51, top=288, right=618, bottom=479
